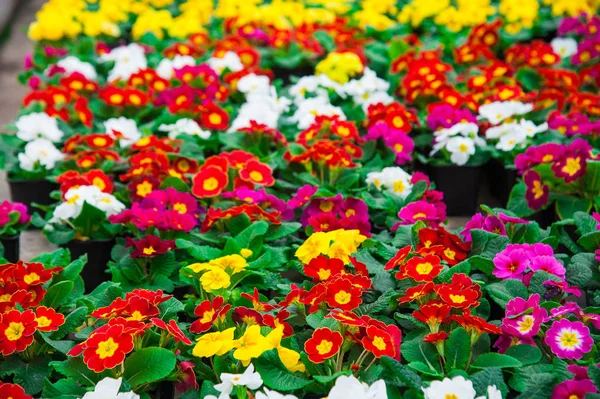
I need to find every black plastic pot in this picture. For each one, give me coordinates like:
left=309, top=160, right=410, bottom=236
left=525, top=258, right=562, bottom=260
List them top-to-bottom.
left=271, top=65, right=314, bottom=85
left=485, top=159, right=518, bottom=206
left=427, top=164, right=483, bottom=216
left=9, top=179, right=58, bottom=209
left=527, top=206, right=557, bottom=229
left=0, top=235, right=20, bottom=263
left=62, top=238, right=115, bottom=293
left=152, top=382, right=175, bottom=399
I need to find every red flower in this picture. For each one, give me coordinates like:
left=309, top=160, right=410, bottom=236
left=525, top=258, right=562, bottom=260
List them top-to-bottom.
left=100, top=87, right=127, bottom=106
left=74, top=97, right=93, bottom=127
left=199, top=102, right=229, bottom=130
left=85, top=134, right=115, bottom=149
left=224, top=150, right=258, bottom=169
left=552, top=151, right=587, bottom=183
left=239, top=159, right=275, bottom=186
left=191, top=166, right=229, bottom=198
left=85, top=169, right=114, bottom=193
left=523, top=170, right=549, bottom=210
left=125, top=236, right=175, bottom=258
left=384, top=245, right=412, bottom=270
left=304, top=255, right=345, bottom=281
left=404, top=255, right=443, bottom=282
left=435, top=274, right=481, bottom=309
left=324, top=276, right=363, bottom=311
left=398, top=282, right=434, bottom=304
left=301, top=284, right=327, bottom=314
left=241, top=288, right=277, bottom=312
left=190, top=296, right=231, bottom=333
left=413, top=301, right=452, bottom=329
left=34, top=306, right=65, bottom=332
left=232, top=307, right=263, bottom=326
left=0, top=309, right=37, bottom=355
left=263, top=310, right=294, bottom=338
left=326, top=310, right=367, bottom=326
left=450, top=310, right=502, bottom=336
left=151, top=318, right=192, bottom=345
left=79, top=325, right=135, bottom=372
left=362, top=325, right=396, bottom=358
left=304, top=328, right=343, bottom=363
left=424, top=331, right=448, bottom=344
left=0, top=382, right=33, bottom=399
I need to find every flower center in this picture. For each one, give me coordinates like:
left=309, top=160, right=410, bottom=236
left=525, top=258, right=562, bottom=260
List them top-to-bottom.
left=562, top=157, right=581, bottom=176
left=249, top=171, right=263, bottom=182
left=203, top=177, right=219, bottom=191
left=532, top=181, right=545, bottom=199
left=319, top=202, right=334, bottom=212
left=173, top=203, right=187, bottom=214
left=143, top=246, right=156, bottom=255
left=416, top=262, right=433, bottom=275
left=317, top=269, right=331, bottom=280
left=23, top=272, right=40, bottom=285
left=334, top=290, right=352, bottom=305
left=449, top=294, right=466, bottom=304
left=201, top=309, right=215, bottom=324
left=517, top=315, right=534, bottom=333
left=36, top=316, right=52, bottom=328
left=5, top=322, right=25, bottom=341
left=558, top=331, right=580, bottom=349
left=373, top=336, right=386, bottom=351
left=96, top=337, right=119, bottom=359
left=316, top=339, right=333, bottom=355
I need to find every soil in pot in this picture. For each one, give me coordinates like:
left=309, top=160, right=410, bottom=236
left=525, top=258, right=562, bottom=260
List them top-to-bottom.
left=485, top=159, right=518, bottom=206
left=427, top=164, right=483, bottom=216
left=9, top=179, right=58, bottom=209
left=0, top=235, right=20, bottom=263
left=62, top=238, right=116, bottom=293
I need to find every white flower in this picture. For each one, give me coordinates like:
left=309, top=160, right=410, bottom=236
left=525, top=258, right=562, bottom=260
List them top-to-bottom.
left=551, top=37, right=578, bottom=59
left=100, top=43, right=147, bottom=82
left=206, top=51, right=244, bottom=75
left=156, top=55, right=196, bottom=80
left=55, top=56, right=97, bottom=80
left=342, top=68, right=389, bottom=98
left=237, top=73, right=272, bottom=95
left=289, top=76, right=322, bottom=101
left=360, top=91, right=394, bottom=112
left=289, top=96, right=345, bottom=129
left=478, top=101, right=533, bottom=125
left=15, top=113, right=64, bottom=142
left=104, top=117, right=142, bottom=147
left=159, top=118, right=211, bottom=139
left=519, top=119, right=548, bottom=137
left=435, top=122, right=479, bottom=143
left=496, top=130, right=527, bottom=151
left=446, top=136, right=475, bottom=166
left=18, top=138, right=64, bottom=171
left=366, top=167, right=413, bottom=199
left=50, top=185, right=124, bottom=224
left=94, top=192, right=126, bottom=216
left=214, top=364, right=263, bottom=399
left=328, top=375, right=387, bottom=399
left=423, top=376, right=476, bottom=399
left=80, top=377, right=139, bottom=399
left=482, top=385, right=502, bottom=399
left=255, top=388, right=299, bottom=399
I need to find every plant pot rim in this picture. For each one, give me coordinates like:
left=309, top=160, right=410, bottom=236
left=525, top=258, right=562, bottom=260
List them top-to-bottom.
left=428, top=163, right=485, bottom=169
left=8, top=178, right=56, bottom=184
left=0, top=234, right=20, bottom=241
left=63, top=238, right=116, bottom=245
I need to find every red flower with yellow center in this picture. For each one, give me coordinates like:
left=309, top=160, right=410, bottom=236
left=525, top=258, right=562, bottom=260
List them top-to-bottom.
left=100, top=87, right=127, bottom=106
left=74, top=97, right=93, bottom=127
left=200, top=103, right=229, bottom=131
left=85, top=134, right=115, bottom=149
left=552, top=152, right=586, bottom=183
left=76, top=154, right=97, bottom=169
left=239, top=160, right=275, bottom=186
left=191, top=166, right=229, bottom=198
left=85, top=170, right=114, bottom=193
left=523, top=170, right=549, bottom=210
left=125, top=236, right=175, bottom=258
left=384, top=245, right=412, bottom=270
left=304, top=255, right=345, bottom=281
left=404, top=255, right=443, bottom=282
left=435, top=274, right=481, bottom=309
left=324, top=276, right=363, bottom=311
left=397, top=282, right=434, bottom=304
left=241, top=288, right=277, bottom=312
left=123, top=296, right=160, bottom=321
left=191, top=296, right=231, bottom=333
left=413, top=301, right=452, bottom=330
left=34, top=306, right=65, bottom=332
left=232, top=307, right=263, bottom=326
left=0, top=309, right=37, bottom=356
left=263, top=310, right=294, bottom=338
left=151, top=318, right=192, bottom=345
left=79, top=325, right=135, bottom=372
left=362, top=325, right=396, bottom=358
left=304, top=328, right=343, bottom=363
left=424, top=331, right=448, bottom=344
left=0, top=382, right=33, bottom=399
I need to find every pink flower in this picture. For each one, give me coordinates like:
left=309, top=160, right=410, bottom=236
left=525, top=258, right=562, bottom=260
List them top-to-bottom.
left=384, top=131, right=414, bottom=165
left=515, top=143, right=564, bottom=174
left=523, top=170, right=549, bottom=210
left=288, top=185, right=318, bottom=209
left=397, top=201, right=439, bottom=225
left=593, top=212, right=600, bottom=229
left=497, top=213, right=529, bottom=224
left=493, top=247, right=530, bottom=279
left=530, top=256, right=566, bottom=278
left=543, top=280, right=581, bottom=299
left=502, top=294, right=547, bottom=337
left=545, top=319, right=593, bottom=360
left=493, top=328, right=536, bottom=353
left=551, top=379, right=597, bottom=399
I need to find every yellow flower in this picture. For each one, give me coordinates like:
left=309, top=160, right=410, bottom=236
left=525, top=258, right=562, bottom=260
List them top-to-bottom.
left=315, top=52, right=364, bottom=84
left=295, top=231, right=332, bottom=264
left=240, top=248, right=253, bottom=258
left=209, top=254, right=248, bottom=274
left=188, top=262, right=211, bottom=273
left=200, top=267, right=231, bottom=292
left=233, top=325, right=272, bottom=366
left=266, top=326, right=306, bottom=373
left=192, top=327, right=236, bottom=358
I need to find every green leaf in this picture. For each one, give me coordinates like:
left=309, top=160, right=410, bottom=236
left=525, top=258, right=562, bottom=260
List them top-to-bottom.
left=314, top=31, right=335, bottom=52
left=516, top=68, right=542, bottom=91
left=507, top=182, right=535, bottom=217
left=556, top=196, right=592, bottom=220
left=71, top=201, right=109, bottom=238
left=574, top=211, right=599, bottom=235
left=235, top=221, right=269, bottom=248
left=265, top=223, right=302, bottom=242
left=578, top=231, right=600, bottom=252
left=176, top=239, right=222, bottom=261
left=566, top=253, right=595, bottom=287
left=58, top=256, right=87, bottom=282
left=469, top=256, right=495, bottom=277
left=437, top=261, right=471, bottom=283
left=485, top=279, right=528, bottom=307
left=42, top=280, right=74, bottom=308
left=158, top=297, right=184, bottom=320
left=53, top=306, right=88, bottom=340
left=444, top=328, right=470, bottom=370
left=401, top=331, right=441, bottom=373
left=504, top=345, right=542, bottom=366
left=123, top=348, right=177, bottom=387
left=254, top=349, right=311, bottom=391
left=471, top=353, right=522, bottom=369
left=0, top=356, right=50, bottom=395
left=379, top=356, right=422, bottom=389
left=50, top=358, right=107, bottom=385
left=471, top=368, right=509, bottom=397
left=515, top=373, right=555, bottom=399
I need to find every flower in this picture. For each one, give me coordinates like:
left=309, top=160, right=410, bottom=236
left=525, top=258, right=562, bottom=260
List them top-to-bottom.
left=550, top=37, right=578, bottom=59
left=99, top=43, right=147, bottom=82
left=478, top=101, right=533, bottom=124
left=15, top=112, right=64, bottom=142
left=104, top=117, right=142, bottom=147
left=159, top=118, right=211, bottom=140
left=446, top=136, right=475, bottom=166
left=18, top=138, right=64, bottom=171
left=551, top=151, right=586, bottom=183
left=239, top=159, right=275, bottom=186
left=191, top=166, right=229, bottom=198
left=365, top=166, right=414, bottom=199
left=523, top=170, right=549, bottom=210
left=398, top=201, right=439, bottom=225
left=125, top=236, right=175, bottom=258
left=492, top=247, right=529, bottom=279
left=304, top=255, right=345, bottom=281
left=404, top=255, right=443, bottom=282
left=200, top=267, right=231, bottom=292
left=435, top=274, right=481, bottom=309
left=325, top=276, right=363, bottom=311
left=503, top=294, right=547, bottom=338
left=190, top=296, right=231, bottom=334
left=34, top=306, right=65, bottom=332
left=0, top=309, right=37, bottom=356
left=151, top=318, right=192, bottom=345
left=544, top=319, right=593, bottom=360
left=78, top=325, right=135, bottom=372
left=232, top=325, right=272, bottom=365
left=362, top=325, right=397, bottom=358
left=192, top=327, right=235, bottom=358
left=304, top=327, right=343, bottom=363
left=214, top=364, right=263, bottom=398
left=327, top=375, right=387, bottom=399
left=422, top=376, right=476, bottom=399
left=81, top=377, right=140, bottom=399
left=551, top=379, right=597, bottom=399
left=0, top=382, right=33, bottom=399
left=256, top=388, right=299, bottom=399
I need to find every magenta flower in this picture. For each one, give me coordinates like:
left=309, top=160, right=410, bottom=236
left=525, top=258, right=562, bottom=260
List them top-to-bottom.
left=426, top=103, right=476, bottom=130
left=364, top=120, right=388, bottom=141
left=384, top=131, right=414, bottom=165
left=515, top=143, right=564, bottom=174
left=551, top=150, right=587, bottom=183
left=523, top=170, right=549, bottom=210
left=410, top=171, right=431, bottom=187
left=288, top=185, right=318, bottom=209
left=0, top=201, right=31, bottom=227
left=397, top=201, right=438, bottom=225
left=592, top=212, right=600, bottom=229
left=461, top=213, right=507, bottom=241
left=497, top=213, right=529, bottom=224
left=126, top=236, right=176, bottom=258
left=493, top=247, right=530, bottom=279
left=530, top=256, right=566, bottom=278
left=543, top=280, right=582, bottom=299
left=502, top=294, right=548, bottom=337
left=545, top=319, right=593, bottom=360
left=493, top=328, right=536, bottom=354
left=567, top=364, right=590, bottom=381
left=551, top=379, right=597, bottom=399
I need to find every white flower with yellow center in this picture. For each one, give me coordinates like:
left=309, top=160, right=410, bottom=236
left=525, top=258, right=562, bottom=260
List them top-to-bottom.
left=551, top=37, right=578, bottom=59
left=100, top=43, right=147, bottom=82
left=206, top=51, right=244, bottom=75
left=156, top=55, right=196, bottom=79
left=55, top=56, right=98, bottom=80
left=478, top=101, right=533, bottom=125
left=15, top=113, right=64, bottom=142
left=159, top=118, right=211, bottom=139
left=446, top=136, right=475, bottom=166
left=18, top=138, right=64, bottom=171
left=366, top=167, right=413, bottom=199
left=328, top=375, right=387, bottom=399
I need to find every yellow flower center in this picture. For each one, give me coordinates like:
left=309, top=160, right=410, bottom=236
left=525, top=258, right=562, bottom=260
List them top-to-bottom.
left=209, top=113, right=222, bottom=125
left=562, top=157, right=581, bottom=176
left=249, top=171, right=263, bottom=182
left=92, top=177, right=106, bottom=190
left=203, top=177, right=219, bottom=191
left=393, top=180, right=406, bottom=193
left=136, top=181, right=153, bottom=197
left=532, top=181, right=545, bottom=199
left=319, top=202, right=334, bottom=212
left=173, top=203, right=187, bottom=214
left=413, top=212, right=427, bottom=219
left=143, top=246, right=156, bottom=255
left=444, top=248, right=456, bottom=260
left=416, top=262, right=433, bottom=275
left=317, top=268, right=331, bottom=280
left=23, top=272, right=40, bottom=285
left=334, top=290, right=352, bottom=305
left=449, top=294, right=466, bottom=304
left=201, top=309, right=215, bottom=324
left=36, top=316, right=52, bottom=328
left=517, top=316, right=534, bottom=333
left=5, top=322, right=25, bottom=341
left=559, top=331, right=580, bottom=349
left=372, top=336, right=386, bottom=351
left=96, top=338, right=119, bottom=359
left=316, top=339, right=333, bottom=355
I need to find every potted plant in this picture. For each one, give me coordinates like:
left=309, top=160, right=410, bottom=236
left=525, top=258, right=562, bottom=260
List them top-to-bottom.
left=40, top=180, right=124, bottom=292
left=0, top=200, right=31, bottom=262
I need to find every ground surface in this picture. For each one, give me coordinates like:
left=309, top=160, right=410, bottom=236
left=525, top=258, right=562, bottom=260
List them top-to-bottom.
left=0, top=1, right=471, bottom=261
